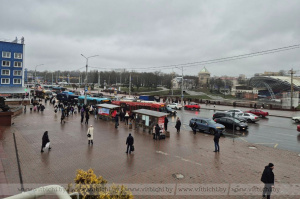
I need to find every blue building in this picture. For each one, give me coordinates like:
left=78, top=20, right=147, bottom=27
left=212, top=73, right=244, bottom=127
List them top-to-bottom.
left=0, top=37, right=25, bottom=95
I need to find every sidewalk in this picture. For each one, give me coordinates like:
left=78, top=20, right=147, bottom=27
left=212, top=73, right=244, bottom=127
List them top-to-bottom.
left=0, top=104, right=299, bottom=198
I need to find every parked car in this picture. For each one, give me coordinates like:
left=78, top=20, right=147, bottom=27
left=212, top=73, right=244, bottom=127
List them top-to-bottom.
left=167, top=103, right=183, bottom=110
left=184, top=103, right=200, bottom=110
left=166, top=106, right=177, bottom=116
left=226, top=109, right=244, bottom=114
left=246, top=109, right=269, bottom=117
left=213, top=111, right=247, bottom=122
left=234, top=113, right=259, bottom=123
left=292, top=116, right=300, bottom=123
left=189, top=117, right=225, bottom=135
left=214, top=117, right=248, bottom=131
left=297, top=125, right=300, bottom=132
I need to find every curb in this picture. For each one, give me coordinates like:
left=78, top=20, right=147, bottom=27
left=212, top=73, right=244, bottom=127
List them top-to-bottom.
left=200, top=107, right=292, bottom=119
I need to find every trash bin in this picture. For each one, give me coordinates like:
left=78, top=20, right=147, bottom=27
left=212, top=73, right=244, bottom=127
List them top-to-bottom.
left=129, top=123, right=132, bottom=129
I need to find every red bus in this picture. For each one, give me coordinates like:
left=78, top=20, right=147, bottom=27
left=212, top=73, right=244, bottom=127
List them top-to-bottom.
left=112, top=101, right=166, bottom=113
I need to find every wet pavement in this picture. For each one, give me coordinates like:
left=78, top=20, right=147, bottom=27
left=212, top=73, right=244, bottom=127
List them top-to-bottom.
left=0, top=102, right=300, bottom=198
left=173, top=109, right=300, bottom=153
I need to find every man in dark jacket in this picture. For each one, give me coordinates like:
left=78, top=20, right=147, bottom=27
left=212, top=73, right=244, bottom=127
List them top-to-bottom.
left=115, top=115, right=119, bottom=128
left=164, top=116, right=168, bottom=131
left=175, top=117, right=181, bottom=133
left=192, top=122, right=197, bottom=134
left=155, top=124, right=161, bottom=140
left=41, top=131, right=51, bottom=153
left=213, top=131, right=220, bottom=152
left=126, top=133, right=134, bottom=154
left=261, top=163, right=275, bottom=199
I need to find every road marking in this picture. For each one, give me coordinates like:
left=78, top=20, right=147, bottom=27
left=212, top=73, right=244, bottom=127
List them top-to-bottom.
left=239, top=137, right=248, bottom=142
left=274, top=143, right=278, bottom=148
left=156, top=151, right=201, bottom=166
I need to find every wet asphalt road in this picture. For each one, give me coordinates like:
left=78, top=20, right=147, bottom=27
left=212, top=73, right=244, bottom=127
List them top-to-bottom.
left=167, top=108, right=300, bottom=153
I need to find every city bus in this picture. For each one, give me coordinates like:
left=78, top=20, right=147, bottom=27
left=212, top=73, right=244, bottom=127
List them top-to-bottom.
left=31, top=89, right=53, bottom=99
left=78, top=96, right=111, bottom=106
left=111, top=101, right=166, bottom=113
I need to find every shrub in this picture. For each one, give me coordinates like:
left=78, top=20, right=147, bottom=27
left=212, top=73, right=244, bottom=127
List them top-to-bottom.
left=67, top=169, right=133, bottom=199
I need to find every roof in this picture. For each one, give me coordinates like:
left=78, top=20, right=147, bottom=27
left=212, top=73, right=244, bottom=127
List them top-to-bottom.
left=199, top=67, right=210, bottom=74
left=249, top=76, right=300, bottom=92
left=0, top=87, right=26, bottom=94
left=96, top=104, right=120, bottom=109
left=133, top=109, right=169, bottom=117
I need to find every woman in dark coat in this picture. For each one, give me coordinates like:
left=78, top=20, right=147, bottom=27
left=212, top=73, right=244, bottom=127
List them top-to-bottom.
left=175, top=117, right=181, bottom=133
left=155, top=124, right=161, bottom=140
left=41, top=131, right=51, bottom=153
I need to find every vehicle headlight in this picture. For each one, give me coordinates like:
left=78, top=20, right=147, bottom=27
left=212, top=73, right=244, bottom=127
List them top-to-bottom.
left=216, top=127, right=221, bottom=129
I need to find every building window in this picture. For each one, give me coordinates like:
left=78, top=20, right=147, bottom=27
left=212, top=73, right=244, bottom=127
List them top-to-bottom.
left=2, top=51, right=11, bottom=58
left=14, top=53, right=22, bottom=59
left=2, top=60, right=10, bottom=67
left=14, top=61, right=22, bottom=67
left=1, top=69, right=10, bottom=76
left=13, top=70, right=22, bottom=76
left=1, top=78, right=10, bottom=84
left=13, top=78, right=21, bottom=84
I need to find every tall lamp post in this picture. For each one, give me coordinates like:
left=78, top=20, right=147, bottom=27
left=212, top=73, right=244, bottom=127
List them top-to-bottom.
left=81, top=54, right=99, bottom=105
left=34, top=64, right=44, bottom=97
left=175, top=66, right=184, bottom=106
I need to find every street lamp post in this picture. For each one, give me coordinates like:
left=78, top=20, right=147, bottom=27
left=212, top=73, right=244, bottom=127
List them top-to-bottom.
left=81, top=54, right=99, bottom=105
left=34, top=64, right=44, bottom=97
left=175, top=66, right=184, bottom=106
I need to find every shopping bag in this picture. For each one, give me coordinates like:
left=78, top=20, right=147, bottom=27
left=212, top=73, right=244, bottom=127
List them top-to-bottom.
left=87, top=134, right=91, bottom=137
left=44, top=142, right=50, bottom=149
left=131, top=145, right=135, bottom=151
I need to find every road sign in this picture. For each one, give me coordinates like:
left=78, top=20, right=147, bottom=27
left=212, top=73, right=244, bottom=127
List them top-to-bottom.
left=25, top=88, right=27, bottom=92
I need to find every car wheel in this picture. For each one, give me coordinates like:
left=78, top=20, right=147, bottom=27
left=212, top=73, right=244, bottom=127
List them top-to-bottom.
left=175, top=107, right=178, bottom=110
left=184, top=107, right=187, bottom=110
left=192, top=108, right=195, bottom=110
left=247, top=119, right=252, bottom=123
left=295, top=119, right=299, bottom=123
left=236, top=126, right=240, bottom=131
left=209, top=129, right=215, bottom=135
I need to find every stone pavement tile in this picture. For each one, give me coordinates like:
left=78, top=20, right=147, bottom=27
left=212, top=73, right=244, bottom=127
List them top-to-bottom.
left=1, top=107, right=300, bottom=199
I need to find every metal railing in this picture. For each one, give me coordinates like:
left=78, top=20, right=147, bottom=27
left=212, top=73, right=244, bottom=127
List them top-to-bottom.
left=4, top=185, right=79, bottom=199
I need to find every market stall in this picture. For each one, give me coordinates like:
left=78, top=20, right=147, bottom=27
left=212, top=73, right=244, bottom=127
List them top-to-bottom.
left=96, top=104, right=120, bottom=121
left=133, top=109, right=169, bottom=136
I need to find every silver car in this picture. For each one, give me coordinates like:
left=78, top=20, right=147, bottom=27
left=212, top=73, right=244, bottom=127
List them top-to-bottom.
left=235, top=113, right=259, bottom=123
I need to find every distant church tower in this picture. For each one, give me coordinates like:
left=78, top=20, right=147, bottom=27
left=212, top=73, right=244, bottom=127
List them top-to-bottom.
left=198, top=67, right=210, bottom=88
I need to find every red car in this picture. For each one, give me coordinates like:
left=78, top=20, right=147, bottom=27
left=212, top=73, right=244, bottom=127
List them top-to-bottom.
left=184, top=103, right=200, bottom=110
left=246, top=109, right=269, bottom=117
left=297, top=125, right=300, bottom=132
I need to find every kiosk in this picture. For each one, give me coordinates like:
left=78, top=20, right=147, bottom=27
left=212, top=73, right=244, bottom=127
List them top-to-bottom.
left=96, top=104, right=120, bottom=121
left=133, top=109, right=169, bottom=135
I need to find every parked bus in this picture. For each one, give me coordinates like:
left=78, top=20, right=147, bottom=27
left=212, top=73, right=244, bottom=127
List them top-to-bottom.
left=57, top=92, right=79, bottom=104
left=78, top=96, right=111, bottom=106
left=112, top=101, right=166, bottom=113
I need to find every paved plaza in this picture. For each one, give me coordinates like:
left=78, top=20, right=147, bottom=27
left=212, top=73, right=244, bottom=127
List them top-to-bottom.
left=0, top=102, right=300, bottom=198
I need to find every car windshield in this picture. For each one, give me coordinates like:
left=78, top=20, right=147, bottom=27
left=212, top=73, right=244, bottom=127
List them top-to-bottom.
left=233, top=118, right=241, bottom=123
left=207, top=120, right=216, bottom=125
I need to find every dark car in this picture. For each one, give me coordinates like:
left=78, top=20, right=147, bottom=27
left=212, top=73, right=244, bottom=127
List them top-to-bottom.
left=166, top=106, right=177, bottom=116
left=212, top=111, right=246, bottom=122
left=189, top=117, right=225, bottom=135
left=214, top=117, right=248, bottom=131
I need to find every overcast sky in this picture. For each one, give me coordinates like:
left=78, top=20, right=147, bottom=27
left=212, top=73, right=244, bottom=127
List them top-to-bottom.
left=1, top=0, right=299, bottom=77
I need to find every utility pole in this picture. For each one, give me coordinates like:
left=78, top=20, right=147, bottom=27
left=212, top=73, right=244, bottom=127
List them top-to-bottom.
left=81, top=54, right=99, bottom=105
left=181, top=66, right=184, bottom=106
left=289, top=68, right=296, bottom=109
left=171, top=70, right=174, bottom=96
left=98, top=71, right=100, bottom=87
left=52, top=72, right=53, bottom=85
left=129, top=73, right=132, bottom=97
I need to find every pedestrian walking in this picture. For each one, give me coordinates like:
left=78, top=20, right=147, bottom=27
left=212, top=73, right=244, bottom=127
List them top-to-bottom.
left=30, top=104, right=33, bottom=112
left=24, top=105, right=26, bottom=113
left=94, top=107, right=97, bottom=119
left=81, top=109, right=84, bottom=124
left=85, top=112, right=90, bottom=125
left=124, top=112, right=129, bottom=125
left=61, top=113, right=66, bottom=124
left=115, top=114, right=119, bottom=128
left=164, top=116, right=168, bottom=131
left=175, top=117, right=181, bottom=133
left=192, top=122, right=197, bottom=134
left=154, top=124, right=161, bottom=140
left=87, top=125, right=94, bottom=145
left=41, top=131, right=51, bottom=153
left=213, top=131, right=220, bottom=152
left=125, top=133, right=134, bottom=154
left=261, top=163, right=275, bottom=199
